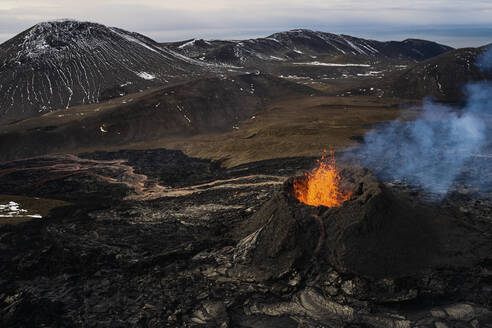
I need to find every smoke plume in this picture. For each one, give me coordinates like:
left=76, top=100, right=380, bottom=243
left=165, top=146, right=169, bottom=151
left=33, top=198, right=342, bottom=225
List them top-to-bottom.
left=354, top=46, right=492, bottom=196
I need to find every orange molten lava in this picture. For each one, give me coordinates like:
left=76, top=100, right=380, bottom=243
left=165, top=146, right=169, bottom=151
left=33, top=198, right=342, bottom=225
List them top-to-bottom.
left=293, top=151, right=351, bottom=207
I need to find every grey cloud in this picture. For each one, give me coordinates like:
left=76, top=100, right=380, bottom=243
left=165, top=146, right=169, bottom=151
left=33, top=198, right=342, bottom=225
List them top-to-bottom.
left=0, top=1, right=491, bottom=47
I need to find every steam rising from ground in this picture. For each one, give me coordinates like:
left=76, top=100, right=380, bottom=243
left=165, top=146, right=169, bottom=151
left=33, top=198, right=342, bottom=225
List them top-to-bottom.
left=354, top=47, right=492, bottom=195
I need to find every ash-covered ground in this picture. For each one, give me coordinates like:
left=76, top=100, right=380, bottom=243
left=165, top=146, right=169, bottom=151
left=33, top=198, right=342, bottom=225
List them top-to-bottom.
left=0, top=148, right=491, bottom=327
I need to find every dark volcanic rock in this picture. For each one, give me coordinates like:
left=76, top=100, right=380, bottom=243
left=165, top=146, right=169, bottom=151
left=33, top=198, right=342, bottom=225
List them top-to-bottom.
left=0, top=20, right=219, bottom=123
left=0, top=149, right=316, bottom=327
left=1, top=149, right=491, bottom=327
left=232, top=166, right=492, bottom=299
left=231, top=186, right=319, bottom=281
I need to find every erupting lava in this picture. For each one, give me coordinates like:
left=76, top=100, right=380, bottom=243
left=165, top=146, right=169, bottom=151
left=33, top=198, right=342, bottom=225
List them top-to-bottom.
left=293, top=151, right=351, bottom=207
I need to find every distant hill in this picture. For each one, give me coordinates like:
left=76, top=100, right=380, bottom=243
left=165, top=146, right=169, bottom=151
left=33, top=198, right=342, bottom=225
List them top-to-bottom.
left=0, top=20, right=222, bottom=123
left=166, top=29, right=453, bottom=67
left=388, top=46, right=491, bottom=102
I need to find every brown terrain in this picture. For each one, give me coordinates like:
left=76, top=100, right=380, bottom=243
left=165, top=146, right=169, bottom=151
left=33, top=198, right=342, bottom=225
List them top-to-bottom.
left=0, top=76, right=418, bottom=167
left=144, top=96, right=416, bottom=167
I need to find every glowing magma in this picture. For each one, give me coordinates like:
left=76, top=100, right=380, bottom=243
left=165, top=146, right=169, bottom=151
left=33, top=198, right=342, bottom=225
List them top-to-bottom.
left=293, top=151, right=351, bottom=207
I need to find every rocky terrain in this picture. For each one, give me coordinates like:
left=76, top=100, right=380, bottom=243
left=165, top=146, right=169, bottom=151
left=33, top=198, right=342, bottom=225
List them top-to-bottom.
left=0, top=20, right=225, bottom=123
left=0, top=148, right=491, bottom=327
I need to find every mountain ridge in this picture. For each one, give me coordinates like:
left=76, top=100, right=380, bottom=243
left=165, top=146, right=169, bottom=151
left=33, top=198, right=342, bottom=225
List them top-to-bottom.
left=0, top=20, right=225, bottom=123
left=0, top=22, right=455, bottom=124
left=166, top=28, right=454, bottom=66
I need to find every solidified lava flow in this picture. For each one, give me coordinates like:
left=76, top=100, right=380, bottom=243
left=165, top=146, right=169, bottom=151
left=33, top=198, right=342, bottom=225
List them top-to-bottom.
left=1, top=149, right=492, bottom=327
left=292, top=151, right=352, bottom=207
left=0, top=153, right=287, bottom=201
left=0, top=154, right=164, bottom=199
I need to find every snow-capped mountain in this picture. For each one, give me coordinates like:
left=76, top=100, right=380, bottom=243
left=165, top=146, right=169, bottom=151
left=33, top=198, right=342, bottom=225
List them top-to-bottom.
left=0, top=20, right=216, bottom=123
left=167, top=29, right=453, bottom=66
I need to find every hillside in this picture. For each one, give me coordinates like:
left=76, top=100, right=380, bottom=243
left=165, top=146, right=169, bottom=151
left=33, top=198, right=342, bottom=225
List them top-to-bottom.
left=0, top=20, right=223, bottom=123
left=388, top=46, right=491, bottom=102
left=0, top=73, right=320, bottom=161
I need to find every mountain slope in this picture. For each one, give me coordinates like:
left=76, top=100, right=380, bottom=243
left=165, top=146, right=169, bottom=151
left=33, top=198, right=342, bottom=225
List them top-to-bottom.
left=0, top=20, right=222, bottom=123
left=166, top=29, right=453, bottom=66
left=388, top=46, right=491, bottom=101
left=0, top=73, right=321, bottom=161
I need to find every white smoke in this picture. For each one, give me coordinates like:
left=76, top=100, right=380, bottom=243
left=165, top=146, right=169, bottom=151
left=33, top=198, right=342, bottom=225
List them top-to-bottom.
left=353, top=46, right=492, bottom=196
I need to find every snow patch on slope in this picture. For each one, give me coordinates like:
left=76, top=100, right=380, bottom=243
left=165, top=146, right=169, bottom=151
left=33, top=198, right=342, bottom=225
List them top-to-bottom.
left=109, top=28, right=160, bottom=54
left=178, top=39, right=197, bottom=49
left=137, top=72, right=156, bottom=80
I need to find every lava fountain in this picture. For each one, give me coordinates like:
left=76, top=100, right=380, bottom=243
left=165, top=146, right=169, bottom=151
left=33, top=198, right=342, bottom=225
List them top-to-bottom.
left=293, top=151, right=352, bottom=207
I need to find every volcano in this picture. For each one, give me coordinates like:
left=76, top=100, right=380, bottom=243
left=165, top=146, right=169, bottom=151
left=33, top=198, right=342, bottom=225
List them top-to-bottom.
left=232, top=163, right=491, bottom=294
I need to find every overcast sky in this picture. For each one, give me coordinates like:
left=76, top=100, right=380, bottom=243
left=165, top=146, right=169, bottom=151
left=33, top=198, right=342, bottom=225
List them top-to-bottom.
left=0, top=0, right=491, bottom=48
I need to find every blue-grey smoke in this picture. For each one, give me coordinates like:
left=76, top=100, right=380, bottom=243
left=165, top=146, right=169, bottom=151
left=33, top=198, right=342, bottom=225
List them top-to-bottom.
left=477, top=45, right=492, bottom=72
left=355, top=47, right=492, bottom=196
